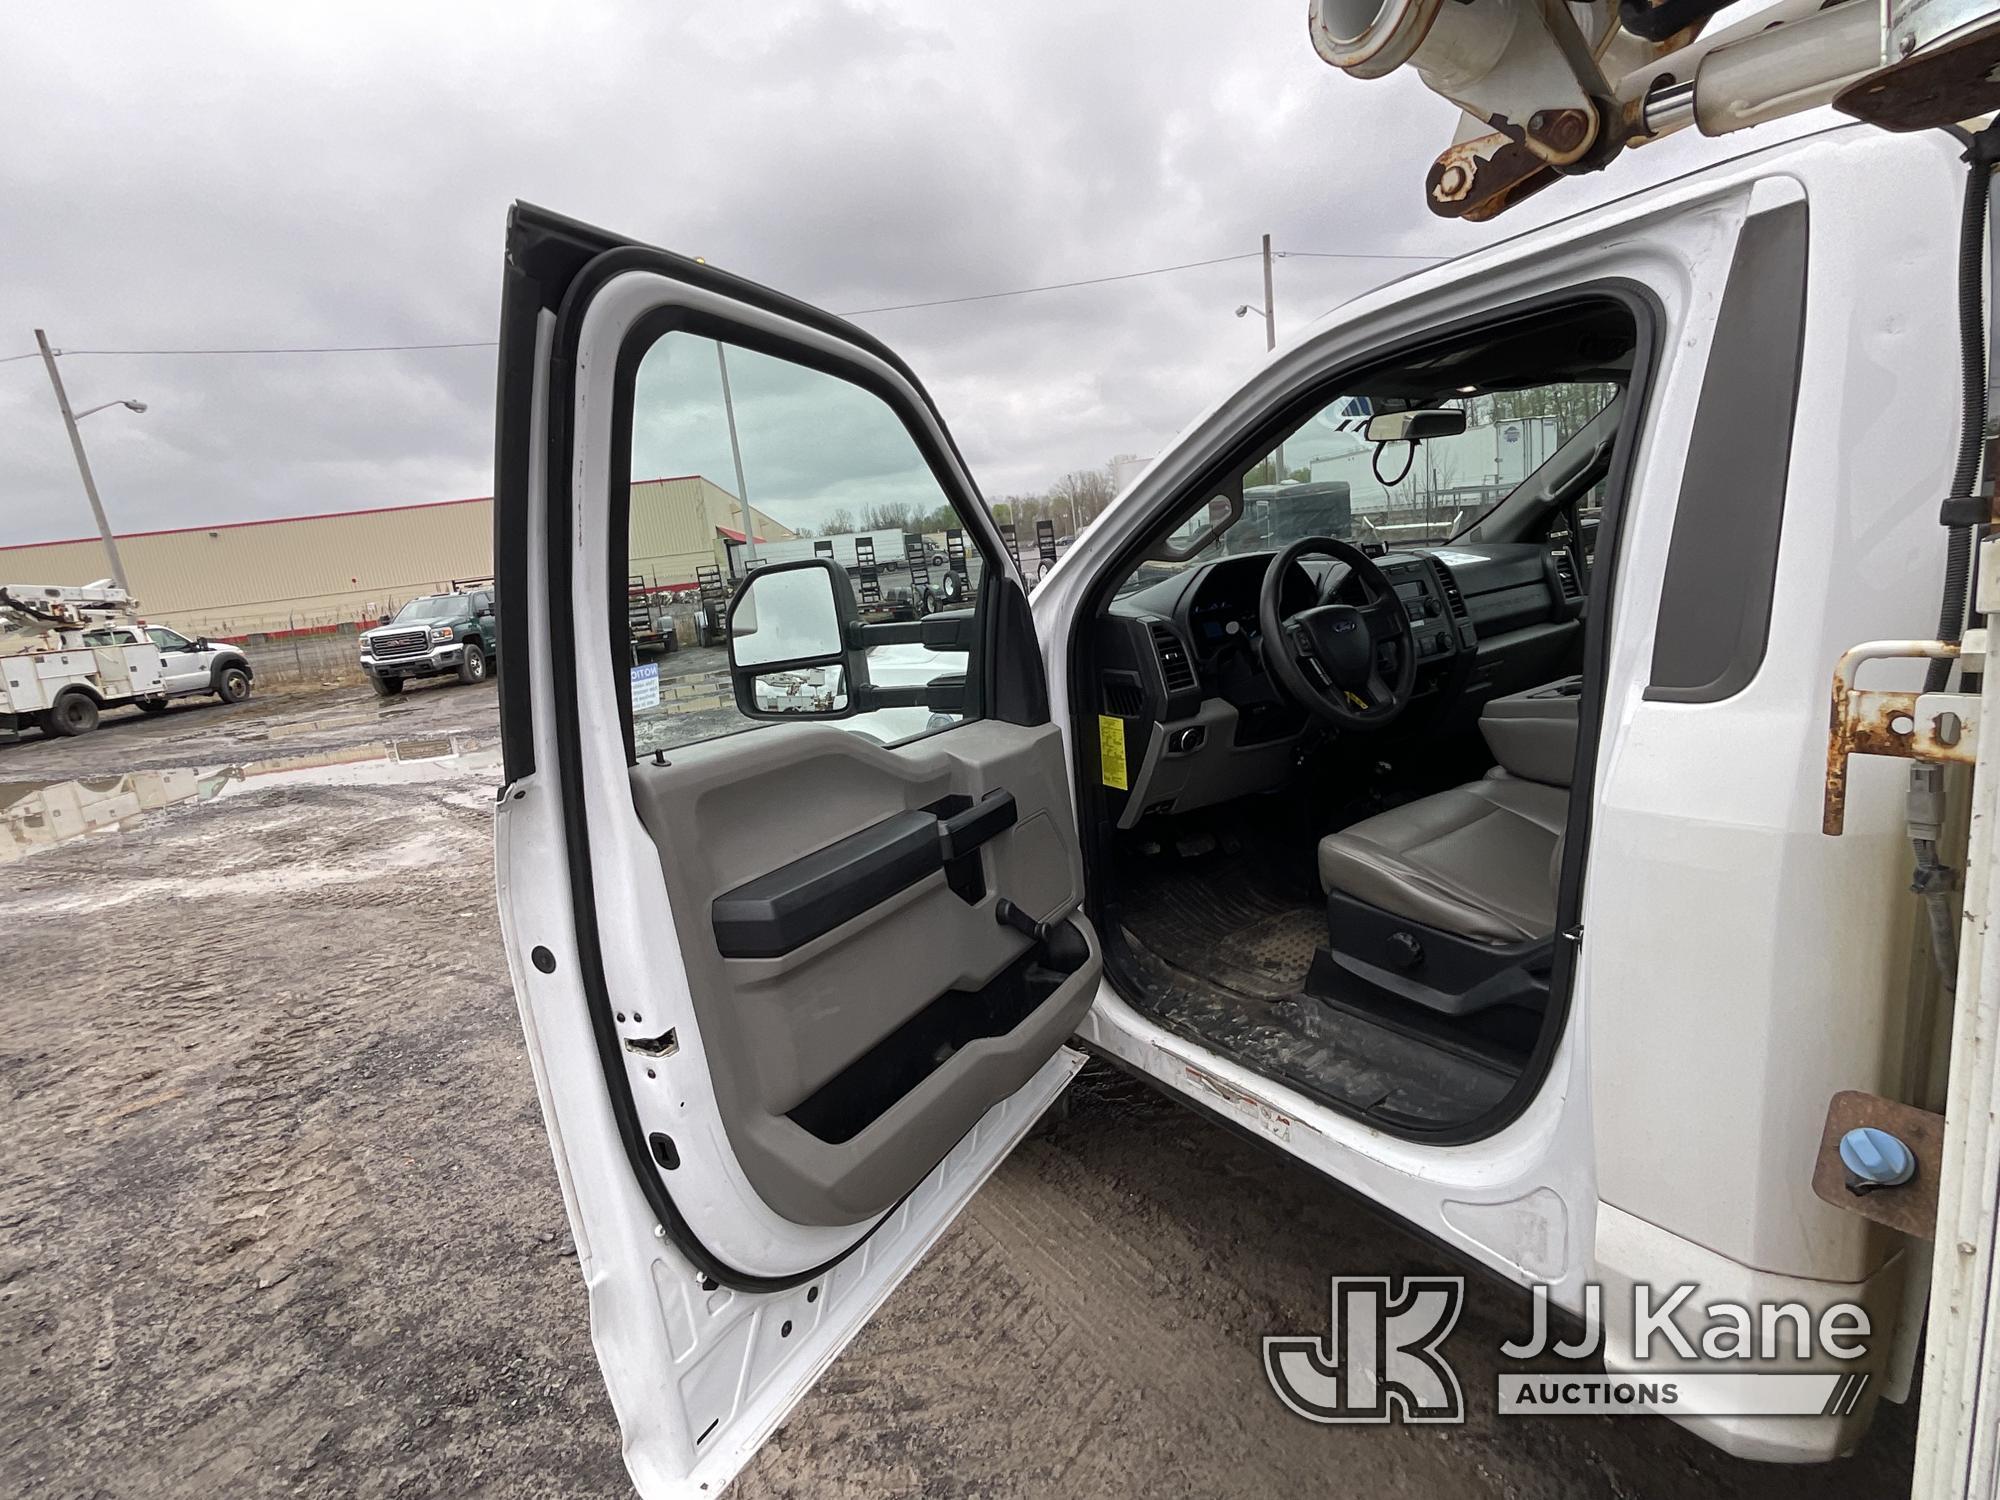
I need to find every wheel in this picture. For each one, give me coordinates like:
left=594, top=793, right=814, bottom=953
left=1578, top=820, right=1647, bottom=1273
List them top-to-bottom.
left=457, top=646, right=488, bottom=685
left=216, top=665, right=252, bottom=703
left=370, top=674, right=404, bottom=697
left=45, top=691, right=100, bottom=737
left=138, top=699, right=169, bottom=714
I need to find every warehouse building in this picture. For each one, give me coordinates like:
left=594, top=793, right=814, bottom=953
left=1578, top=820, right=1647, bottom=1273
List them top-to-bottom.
left=0, top=475, right=794, bottom=638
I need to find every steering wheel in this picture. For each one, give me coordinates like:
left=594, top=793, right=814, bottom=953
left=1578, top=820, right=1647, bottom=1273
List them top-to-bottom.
left=1257, top=537, right=1418, bottom=729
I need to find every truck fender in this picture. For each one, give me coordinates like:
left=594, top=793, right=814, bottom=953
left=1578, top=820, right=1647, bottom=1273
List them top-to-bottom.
left=208, top=653, right=253, bottom=691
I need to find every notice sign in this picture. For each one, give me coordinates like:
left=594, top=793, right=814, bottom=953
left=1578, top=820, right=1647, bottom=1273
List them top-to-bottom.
left=630, top=662, right=661, bottom=712
left=1098, top=714, right=1127, bottom=790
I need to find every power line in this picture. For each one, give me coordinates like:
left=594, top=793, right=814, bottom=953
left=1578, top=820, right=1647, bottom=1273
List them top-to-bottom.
left=3, top=243, right=1450, bottom=361
left=841, top=246, right=1443, bottom=314
left=1278, top=249, right=1446, bottom=262
left=837, top=251, right=1261, bottom=315
left=41, top=339, right=499, bottom=357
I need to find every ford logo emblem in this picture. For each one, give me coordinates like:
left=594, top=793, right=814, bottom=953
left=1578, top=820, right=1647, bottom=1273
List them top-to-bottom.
left=1331, top=617, right=1357, bottom=633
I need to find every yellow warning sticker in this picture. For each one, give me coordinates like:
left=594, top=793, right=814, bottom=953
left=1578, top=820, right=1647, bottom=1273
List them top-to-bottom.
left=1098, top=714, right=1128, bottom=790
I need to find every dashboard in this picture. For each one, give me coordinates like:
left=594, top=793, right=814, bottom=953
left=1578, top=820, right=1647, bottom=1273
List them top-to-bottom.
left=1092, top=541, right=1586, bottom=827
left=1185, top=559, right=1317, bottom=656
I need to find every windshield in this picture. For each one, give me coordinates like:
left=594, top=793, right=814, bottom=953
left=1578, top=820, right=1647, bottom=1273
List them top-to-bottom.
left=1122, top=379, right=1616, bottom=594
left=392, top=596, right=464, bottom=623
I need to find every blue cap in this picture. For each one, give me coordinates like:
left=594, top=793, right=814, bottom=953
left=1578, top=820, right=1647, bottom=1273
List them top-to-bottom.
left=1839, top=1127, right=1917, bottom=1187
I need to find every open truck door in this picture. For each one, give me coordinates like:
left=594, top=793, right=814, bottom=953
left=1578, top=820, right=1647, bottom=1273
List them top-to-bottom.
left=489, top=204, right=1102, bottom=1498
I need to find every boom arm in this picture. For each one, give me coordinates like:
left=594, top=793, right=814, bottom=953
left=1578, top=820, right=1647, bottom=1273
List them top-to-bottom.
left=1309, top=0, right=2000, bottom=218
left=0, top=580, right=143, bottom=652
left=0, top=582, right=140, bottom=639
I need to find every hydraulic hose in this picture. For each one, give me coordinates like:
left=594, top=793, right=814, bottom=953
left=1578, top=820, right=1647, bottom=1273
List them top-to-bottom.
left=1926, top=126, right=1999, bottom=692
left=1909, top=127, right=2000, bottom=995
left=1909, top=765, right=1958, bottom=993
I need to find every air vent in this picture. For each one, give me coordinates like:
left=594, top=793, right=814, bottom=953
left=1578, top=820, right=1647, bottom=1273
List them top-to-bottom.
left=1552, top=547, right=1582, bottom=601
left=1433, top=566, right=1469, bottom=621
left=1149, top=623, right=1197, bottom=694
left=1101, top=672, right=1146, bottom=718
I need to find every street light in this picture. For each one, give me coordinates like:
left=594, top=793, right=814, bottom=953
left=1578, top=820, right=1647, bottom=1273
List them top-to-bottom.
left=1236, top=234, right=1286, bottom=482
left=34, top=329, right=146, bottom=594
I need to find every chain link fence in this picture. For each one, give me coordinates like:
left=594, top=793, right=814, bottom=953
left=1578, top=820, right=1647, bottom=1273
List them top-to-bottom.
left=172, top=607, right=381, bottom=688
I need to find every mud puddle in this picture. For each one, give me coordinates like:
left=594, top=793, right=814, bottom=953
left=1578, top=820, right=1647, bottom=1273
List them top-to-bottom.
left=0, top=733, right=501, bottom=863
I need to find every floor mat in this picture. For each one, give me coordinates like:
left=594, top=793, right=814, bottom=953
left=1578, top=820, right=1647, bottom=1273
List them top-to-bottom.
left=1110, top=844, right=1517, bottom=1127
left=1115, top=847, right=1323, bottom=999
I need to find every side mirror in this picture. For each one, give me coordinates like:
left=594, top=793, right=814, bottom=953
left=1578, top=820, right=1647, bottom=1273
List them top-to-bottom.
left=1365, top=408, right=1468, bottom=443
left=726, top=558, right=867, bottom=720
left=377, top=616, right=392, bottom=627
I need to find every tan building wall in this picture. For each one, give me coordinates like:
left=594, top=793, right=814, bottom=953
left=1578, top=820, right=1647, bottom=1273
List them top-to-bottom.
left=0, top=476, right=794, bottom=637
left=627, top=477, right=794, bottom=588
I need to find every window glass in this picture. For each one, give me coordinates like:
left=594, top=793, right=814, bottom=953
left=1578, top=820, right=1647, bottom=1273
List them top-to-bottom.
left=624, top=332, right=984, bottom=756
left=1118, top=379, right=1617, bottom=596
left=393, top=596, right=461, bottom=623
left=147, top=627, right=190, bottom=651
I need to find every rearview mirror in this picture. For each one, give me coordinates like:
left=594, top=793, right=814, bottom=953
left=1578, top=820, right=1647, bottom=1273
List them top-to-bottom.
left=1365, top=408, right=1468, bottom=443
left=726, top=558, right=867, bottom=720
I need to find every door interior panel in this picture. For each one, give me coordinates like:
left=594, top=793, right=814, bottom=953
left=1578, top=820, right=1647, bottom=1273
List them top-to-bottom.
left=629, top=718, right=1099, bottom=1227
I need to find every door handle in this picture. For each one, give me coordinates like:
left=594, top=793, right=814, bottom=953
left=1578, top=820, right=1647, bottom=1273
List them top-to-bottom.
left=937, top=790, right=1016, bottom=862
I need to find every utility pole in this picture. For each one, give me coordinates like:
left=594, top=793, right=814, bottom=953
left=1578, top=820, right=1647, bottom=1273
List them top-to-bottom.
left=1260, top=232, right=1277, bottom=353
left=1261, top=235, right=1287, bottom=484
left=35, top=329, right=130, bottom=594
left=715, top=341, right=758, bottom=575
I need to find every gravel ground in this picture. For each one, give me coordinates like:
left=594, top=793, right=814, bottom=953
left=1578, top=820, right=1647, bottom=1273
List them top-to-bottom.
left=0, top=683, right=1919, bottom=1498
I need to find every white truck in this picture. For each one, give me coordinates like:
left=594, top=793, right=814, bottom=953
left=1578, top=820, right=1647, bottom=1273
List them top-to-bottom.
left=484, top=3, right=2000, bottom=1496
left=737, top=529, right=916, bottom=574
left=0, top=582, right=253, bottom=738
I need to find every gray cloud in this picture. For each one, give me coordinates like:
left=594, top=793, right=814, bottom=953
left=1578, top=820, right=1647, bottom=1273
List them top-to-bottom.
left=0, top=0, right=1821, bottom=544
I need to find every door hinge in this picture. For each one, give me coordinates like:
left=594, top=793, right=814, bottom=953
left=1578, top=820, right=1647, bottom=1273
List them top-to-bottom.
left=1823, top=636, right=1982, bottom=836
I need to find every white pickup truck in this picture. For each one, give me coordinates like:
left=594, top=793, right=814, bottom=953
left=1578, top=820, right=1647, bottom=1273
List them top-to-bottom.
left=485, top=1, right=2000, bottom=1494
left=486, top=120, right=2000, bottom=1500
left=0, top=583, right=253, bottom=738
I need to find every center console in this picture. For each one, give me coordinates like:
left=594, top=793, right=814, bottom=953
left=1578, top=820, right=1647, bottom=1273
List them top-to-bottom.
left=1379, top=553, right=1472, bottom=663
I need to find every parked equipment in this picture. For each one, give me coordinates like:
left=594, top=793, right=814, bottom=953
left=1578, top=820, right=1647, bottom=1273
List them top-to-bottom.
left=0, top=581, right=253, bottom=738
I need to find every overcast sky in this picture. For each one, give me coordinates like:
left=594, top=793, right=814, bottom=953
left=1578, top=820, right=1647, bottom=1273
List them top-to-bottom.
left=0, top=1, right=1816, bottom=545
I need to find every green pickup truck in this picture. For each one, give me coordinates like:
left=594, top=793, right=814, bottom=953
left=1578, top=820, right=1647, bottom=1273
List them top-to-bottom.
left=358, top=588, right=498, bottom=696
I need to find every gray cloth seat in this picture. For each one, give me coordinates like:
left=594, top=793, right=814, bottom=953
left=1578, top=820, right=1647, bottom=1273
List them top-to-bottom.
left=1316, top=776, right=1567, bottom=945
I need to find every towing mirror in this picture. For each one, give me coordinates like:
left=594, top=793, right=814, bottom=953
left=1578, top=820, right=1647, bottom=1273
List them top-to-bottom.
left=1365, top=408, right=1467, bottom=443
left=726, top=558, right=868, bottom=720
